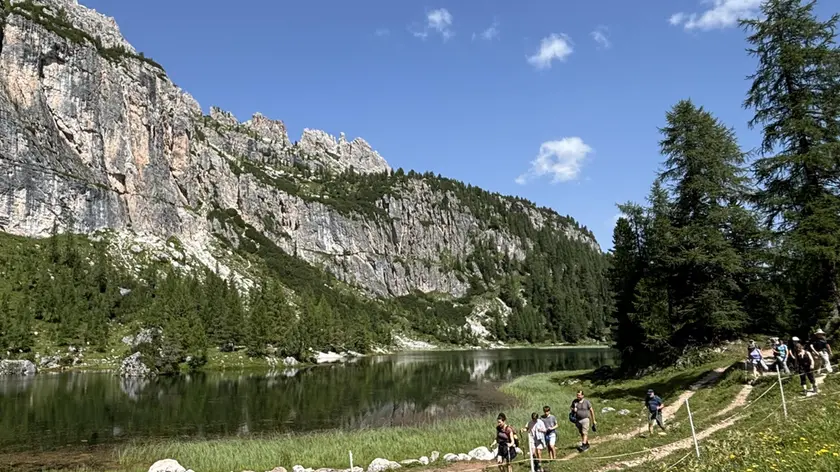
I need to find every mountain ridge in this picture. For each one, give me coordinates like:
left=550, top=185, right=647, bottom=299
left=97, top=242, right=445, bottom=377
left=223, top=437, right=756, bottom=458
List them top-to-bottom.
left=0, top=0, right=611, bottom=362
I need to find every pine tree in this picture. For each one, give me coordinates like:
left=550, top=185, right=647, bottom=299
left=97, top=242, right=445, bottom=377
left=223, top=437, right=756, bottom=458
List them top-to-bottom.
left=741, top=0, right=840, bottom=333
left=657, top=100, right=753, bottom=343
left=608, top=213, right=647, bottom=362
left=246, top=283, right=273, bottom=357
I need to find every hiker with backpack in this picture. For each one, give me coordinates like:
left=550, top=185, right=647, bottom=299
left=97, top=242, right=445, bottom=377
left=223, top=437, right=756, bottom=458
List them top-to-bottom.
left=809, top=329, right=833, bottom=374
left=795, top=343, right=819, bottom=394
left=644, top=389, right=666, bottom=436
left=570, top=390, right=596, bottom=452
left=523, top=412, right=546, bottom=472
left=494, top=413, right=517, bottom=472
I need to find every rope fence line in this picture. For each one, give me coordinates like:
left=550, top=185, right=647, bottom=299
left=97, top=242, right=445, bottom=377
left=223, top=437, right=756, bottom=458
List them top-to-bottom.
left=388, top=361, right=840, bottom=472
left=664, top=452, right=692, bottom=471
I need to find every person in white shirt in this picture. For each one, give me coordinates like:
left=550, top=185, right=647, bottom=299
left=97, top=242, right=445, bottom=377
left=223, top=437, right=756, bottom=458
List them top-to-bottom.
left=522, top=412, right=547, bottom=472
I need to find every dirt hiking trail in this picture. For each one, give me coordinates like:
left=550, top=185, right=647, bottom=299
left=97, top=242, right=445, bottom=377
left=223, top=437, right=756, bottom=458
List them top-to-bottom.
left=428, top=364, right=768, bottom=472
left=552, top=366, right=729, bottom=461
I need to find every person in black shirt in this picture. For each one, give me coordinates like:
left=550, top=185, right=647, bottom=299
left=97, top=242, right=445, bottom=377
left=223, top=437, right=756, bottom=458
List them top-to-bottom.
left=810, top=329, right=833, bottom=374
left=796, top=343, right=819, bottom=394
left=494, top=413, right=516, bottom=472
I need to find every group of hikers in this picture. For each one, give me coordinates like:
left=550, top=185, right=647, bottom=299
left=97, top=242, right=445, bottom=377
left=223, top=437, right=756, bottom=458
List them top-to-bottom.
left=747, top=328, right=833, bottom=394
left=488, top=334, right=836, bottom=471
left=493, top=389, right=667, bottom=472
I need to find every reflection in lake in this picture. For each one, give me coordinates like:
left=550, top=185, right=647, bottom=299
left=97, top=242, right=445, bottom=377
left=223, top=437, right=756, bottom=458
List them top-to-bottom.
left=0, top=347, right=615, bottom=452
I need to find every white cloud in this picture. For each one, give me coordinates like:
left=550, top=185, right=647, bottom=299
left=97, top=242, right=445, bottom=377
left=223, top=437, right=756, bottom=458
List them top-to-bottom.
left=670, top=0, right=763, bottom=31
left=413, top=8, right=454, bottom=41
left=669, top=12, right=687, bottom=26
left=473, top=21, right=499, bottom=41
left=591, top=26, right=611, bottom=49
left=375, top=28, right=390, bottom=37
left=527, top=34, right=573, bottom=69
left=515, top=137, right=593, bottom=185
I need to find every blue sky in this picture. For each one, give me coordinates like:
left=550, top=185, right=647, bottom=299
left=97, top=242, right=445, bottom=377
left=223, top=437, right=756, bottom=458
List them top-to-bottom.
left=78, top=0, right=834, bottom=250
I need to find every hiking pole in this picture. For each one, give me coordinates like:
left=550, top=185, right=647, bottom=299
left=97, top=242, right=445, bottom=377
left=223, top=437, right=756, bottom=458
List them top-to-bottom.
left=349, top=451, right=353, bottom=472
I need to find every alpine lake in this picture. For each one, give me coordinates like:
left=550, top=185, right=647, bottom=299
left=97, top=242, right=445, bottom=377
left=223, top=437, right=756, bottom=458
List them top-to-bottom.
left=0, top=347, right=616, bottom=464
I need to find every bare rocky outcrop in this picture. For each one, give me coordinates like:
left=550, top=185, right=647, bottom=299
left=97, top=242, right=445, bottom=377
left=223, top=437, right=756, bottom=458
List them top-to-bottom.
left=0, top=1, right=600, bottom=325
left=119, top=352, right=150, bottom=377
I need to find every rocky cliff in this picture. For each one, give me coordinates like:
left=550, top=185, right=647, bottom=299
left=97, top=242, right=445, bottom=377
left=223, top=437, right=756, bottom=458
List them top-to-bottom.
left=0, top=0, right=607, bottom=347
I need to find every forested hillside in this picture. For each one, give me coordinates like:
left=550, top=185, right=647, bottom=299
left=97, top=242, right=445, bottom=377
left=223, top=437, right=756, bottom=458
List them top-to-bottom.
left=609, top=0, right=840, bottom=369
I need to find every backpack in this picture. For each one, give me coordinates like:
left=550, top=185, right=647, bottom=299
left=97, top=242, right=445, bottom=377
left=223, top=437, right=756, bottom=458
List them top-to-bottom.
left=568, top=411, right=577, bottom=423
left=511, top=430, right=520, bottom=448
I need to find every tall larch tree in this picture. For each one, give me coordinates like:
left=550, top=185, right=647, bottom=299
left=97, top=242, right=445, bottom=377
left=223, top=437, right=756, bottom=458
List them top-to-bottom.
left=741, top=0, right=840, bottom=334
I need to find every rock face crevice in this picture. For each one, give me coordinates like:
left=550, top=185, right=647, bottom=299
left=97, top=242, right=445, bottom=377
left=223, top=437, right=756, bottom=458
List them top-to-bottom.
left=0, top=0, right=600, bottom=299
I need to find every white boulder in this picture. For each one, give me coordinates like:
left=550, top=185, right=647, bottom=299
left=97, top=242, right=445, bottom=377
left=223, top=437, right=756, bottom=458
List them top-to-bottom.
left=366, top=458, right=401, bottom=472
left=148, top=459, right=186, bottom=472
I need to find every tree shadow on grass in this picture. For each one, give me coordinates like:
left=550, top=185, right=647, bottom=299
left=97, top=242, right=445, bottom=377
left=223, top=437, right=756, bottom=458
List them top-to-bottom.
left=560, top=362, right=743, bottom=402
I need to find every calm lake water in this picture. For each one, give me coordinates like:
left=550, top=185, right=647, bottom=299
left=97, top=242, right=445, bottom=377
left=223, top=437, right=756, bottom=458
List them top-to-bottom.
left=0, top=347, right=616, bottom=452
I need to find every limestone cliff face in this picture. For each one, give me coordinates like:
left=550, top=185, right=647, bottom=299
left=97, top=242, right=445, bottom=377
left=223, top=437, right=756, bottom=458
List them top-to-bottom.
left=0, top=0, right=600, bottom=298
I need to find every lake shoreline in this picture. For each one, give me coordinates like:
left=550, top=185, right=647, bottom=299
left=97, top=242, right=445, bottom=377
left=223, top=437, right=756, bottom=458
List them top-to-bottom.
left=32, top=342, right=613, bottom=374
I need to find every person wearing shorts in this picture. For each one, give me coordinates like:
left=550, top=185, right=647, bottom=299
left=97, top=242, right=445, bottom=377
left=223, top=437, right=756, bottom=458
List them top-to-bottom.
left=570, top=390, right=596, bottom=452
left=541, top=405, right=558, bottom=459
left=523, top=412, right=546, bottom=472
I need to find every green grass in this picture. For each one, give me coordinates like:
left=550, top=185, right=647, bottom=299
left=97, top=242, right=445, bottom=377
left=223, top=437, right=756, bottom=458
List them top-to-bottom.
left=106, top=354, right=744, bottom=472
left=639, top=374, right=840, bottom=472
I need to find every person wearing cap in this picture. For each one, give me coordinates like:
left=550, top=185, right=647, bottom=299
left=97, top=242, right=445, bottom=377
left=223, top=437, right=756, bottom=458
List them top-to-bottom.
left=809, top=329, right=833, bottom=374
left=788, top=336, right=802, bottom=372
left=772, top=337, right=790, bottom=374
left=644, top=389, right=666, bottom=436
left=540, top=406, right=558, bottom=460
